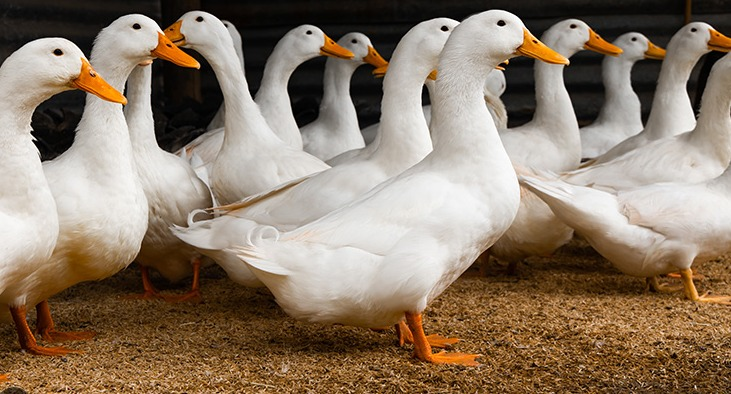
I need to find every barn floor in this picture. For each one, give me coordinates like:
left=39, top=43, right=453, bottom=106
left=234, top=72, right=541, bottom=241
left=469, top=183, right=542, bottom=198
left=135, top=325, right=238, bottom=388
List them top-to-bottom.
left=1, top=242, right=729, bottom=393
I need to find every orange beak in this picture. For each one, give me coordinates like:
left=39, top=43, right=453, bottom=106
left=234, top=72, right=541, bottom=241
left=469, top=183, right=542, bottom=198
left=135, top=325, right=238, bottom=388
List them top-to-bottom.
left=165, top=20, right=186, bottom=46
left=515, top=28, right=570, bottom=65
left=707, top=28, right=731, bottom=52
left=584, top=29, right=623, bottom=56
left=152, top=31, right=200, bottom=69
left=320, top=34, right=355, bottom=59
left=644, top=40, right=666, bottom=60
left=362, top=45, right=389, bottom=69
left=72, top=57, right=127, bottom=105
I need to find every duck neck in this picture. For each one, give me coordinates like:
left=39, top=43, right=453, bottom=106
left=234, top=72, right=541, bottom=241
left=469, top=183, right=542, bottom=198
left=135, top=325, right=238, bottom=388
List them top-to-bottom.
left=200, top=43, right=282, bottom=150
left=254, top=44, right=304, bottom=149
left=370, top=48, right=433, bottom=163
left=642, top=48, right=700, bottom=138
left=72, top=53, right=137, bottom=169
left=428, top=55, right=511, bottom=173
left=594, top=55, right=642, bottom=127
left=317, top=57, right=359, bottom=134
left=531, top=60, right=579, bottom=136
left=125, top=64, right=159, bottom=154
left=690, top=70, right=731, bottom=164
left=0, top=82, right=50, bottom=200
left=0, top=82, right=45, bottom=139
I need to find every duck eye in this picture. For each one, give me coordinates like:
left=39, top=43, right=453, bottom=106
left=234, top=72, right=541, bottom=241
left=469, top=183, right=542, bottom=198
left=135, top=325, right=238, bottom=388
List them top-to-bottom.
left=196, top=16, right=204, bottom=22
left=496, top=20, right=505, bottom=27
left=132, top=23, right=141, bottom=30
left=224, top=23, right=229, bottom=28
left=570, top=24, right=578, bottom=29
left=441, top=25, right=450, bottom=31
left=690, top=27, right=697, bottom=32
left=306, top=30, right=313, bottom=35
left=631, top=37, right=637, bottom=41
left=351, top=39, right=358, bottom=44
left=53, top=48, right=63, bottom=56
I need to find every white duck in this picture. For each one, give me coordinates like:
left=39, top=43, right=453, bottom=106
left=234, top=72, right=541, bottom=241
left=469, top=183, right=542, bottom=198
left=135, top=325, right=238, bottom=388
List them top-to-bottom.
left=225, top=10, right=568, bottom=365
left=165, top=12, right=334, bottom=205
left=18, top=15, right=199, bottom=354
left=174, top=17, right=460, bottom=288
left=206, top=19, right=245, bottom=131
left=487, top=19, right=621, bottom=271
left=498, top=19, right=622, bottom=172
left=587, top=22, right=731, bottom=165
left=178, top=23, right=353, bottom=165
left=255, top=24, right=355, bottom=149
left=300, top=32, right=389, bottom=161
left=580, top=32, right=666, bottom=160
left=0, top=38, right=126, bottom=357
left=559, top=50, right=731, bottom=191
left=125, top=62, right=213, bottom=303
left=520, top=170, right=731, bottom=305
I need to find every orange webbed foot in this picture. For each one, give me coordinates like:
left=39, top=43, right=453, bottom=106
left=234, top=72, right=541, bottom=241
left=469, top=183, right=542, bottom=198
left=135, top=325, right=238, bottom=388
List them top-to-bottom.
left=667, top=269, right=704, bottom=280
left=679, top=269, right=731, bottom=305
left=646, top=276, right=684, bottom=293
left=158, top=289, right=203, bottom=304
left=122, top=290, right=163, bottom=301
left=697, top=293, right=731, bottom=306
left=404, top=312, right=480, bottom=367
left=395, top=320, right=460, bottom=348
left=39, top=329, right=96, bottom=343
left=425, top=334, right=460, bottom=348
left=24, top=343, right=82, bottom=356
left=428, top=351, right=482, bottom=366
left=0, top=374, right=8, bottom=383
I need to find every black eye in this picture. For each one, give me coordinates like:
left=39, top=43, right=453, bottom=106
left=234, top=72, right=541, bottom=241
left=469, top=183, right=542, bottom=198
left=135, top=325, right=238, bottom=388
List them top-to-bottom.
left=196, top=16, right=204, bottom=22
left=496, top=20, right=505, bottom=27
left=132, top=23, right=141, bottom=30
left=224, top=23, right=229, bottom=28
left=570, top=24, right=577, bottom=29
left=441, top=25, right=450, bottom=31
left=691, top=27, right=697, bottom=32
left=306, top=30, right=312, bottom=35
left=631, top=37, right=637, bottom=41
left=351, top=39, right=358, bottom=44
left=53, top=48, right=63, bottom=56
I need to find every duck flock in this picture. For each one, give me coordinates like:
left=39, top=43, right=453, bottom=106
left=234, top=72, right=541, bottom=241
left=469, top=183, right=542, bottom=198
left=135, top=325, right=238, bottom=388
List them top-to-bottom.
left=2, top=8, right=731, bottom=375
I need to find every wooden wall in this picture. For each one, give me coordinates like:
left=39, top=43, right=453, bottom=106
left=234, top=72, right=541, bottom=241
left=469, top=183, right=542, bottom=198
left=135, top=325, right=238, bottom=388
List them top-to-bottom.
left=1, top=1, right=729, bottom=134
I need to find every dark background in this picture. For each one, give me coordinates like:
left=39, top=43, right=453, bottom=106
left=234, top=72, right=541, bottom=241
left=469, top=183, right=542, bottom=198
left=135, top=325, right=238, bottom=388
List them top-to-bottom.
left=1, top=0, right=727, bottom=156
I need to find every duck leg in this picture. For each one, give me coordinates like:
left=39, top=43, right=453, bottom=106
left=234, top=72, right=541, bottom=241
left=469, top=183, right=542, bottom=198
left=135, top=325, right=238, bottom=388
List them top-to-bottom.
left=158, top=257, right=203, bottom=304
left=124, top=264, right=163, bottom=300
left=680, top=269, right=731, bottom=305
left=35, top=301, right=96, bottom=342
left=9, top=305, right=80, bottom=356
left=404, top=312, right=480, bottom=366
left=395, top=320, right=460, bottom=348
left=0, top=374, right=8, bottom=382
